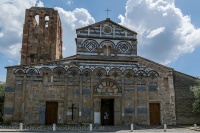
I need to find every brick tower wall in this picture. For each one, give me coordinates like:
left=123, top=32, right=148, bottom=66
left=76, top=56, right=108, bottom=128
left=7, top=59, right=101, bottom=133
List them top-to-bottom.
left=21, top=7, right=62, bottom=65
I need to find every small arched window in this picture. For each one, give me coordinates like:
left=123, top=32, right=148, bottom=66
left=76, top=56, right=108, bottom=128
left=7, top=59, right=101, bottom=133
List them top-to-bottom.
left=35, top=15, right=39, bottom=25
left=45, top=16, right=49, bottom=28
left=103, top=45, right=111, bottom=56
left=43, top=73, right=48, bottom=85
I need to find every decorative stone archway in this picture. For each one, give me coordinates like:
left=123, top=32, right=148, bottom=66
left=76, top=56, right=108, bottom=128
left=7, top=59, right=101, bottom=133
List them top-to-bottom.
left=95, top=79, right=121, bottom=95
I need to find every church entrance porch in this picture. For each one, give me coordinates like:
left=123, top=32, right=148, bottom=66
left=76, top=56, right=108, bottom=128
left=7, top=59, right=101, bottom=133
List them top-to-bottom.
left=93, top=96, right=121, bottom=125
left=101, top=99, right=114, bottom=125
left=45, top=102, right=58, bottom=125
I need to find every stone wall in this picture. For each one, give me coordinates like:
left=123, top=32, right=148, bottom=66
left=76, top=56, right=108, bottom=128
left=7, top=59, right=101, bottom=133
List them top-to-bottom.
left=137, top=57, right=176, bottom=125
left=3, top=68, right=16, bottom=124
left=173, top=71, right=200, bottom=124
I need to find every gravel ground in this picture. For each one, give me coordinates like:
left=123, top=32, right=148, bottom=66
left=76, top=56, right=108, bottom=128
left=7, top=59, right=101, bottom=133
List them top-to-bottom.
left=0, top=125, right=199, bottom=133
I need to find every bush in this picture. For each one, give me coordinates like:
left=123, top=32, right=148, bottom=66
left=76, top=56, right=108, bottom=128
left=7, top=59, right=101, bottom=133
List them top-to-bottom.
left=190, top=79, right=200, bottom=113
left=0, top=84, right=5, bottom=102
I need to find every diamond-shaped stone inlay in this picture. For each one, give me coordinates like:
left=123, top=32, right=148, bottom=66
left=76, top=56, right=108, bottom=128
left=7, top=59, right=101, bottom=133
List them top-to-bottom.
left=83, top=40, right=98, bottom=51
left=117, top=41, right=131, bottom=53
left=86, top=42, right=95, bottom=51
left=120, top=44, right=128, bottom=53
left=27, top=69, right=36, bottom=75
left=55, top=69, right=63, bottom=76
left=16, top=70, right=24, bottom=75
left=70, top=70, right=78, bottom=77
left=83, top=71, right=90, bottom=77
left=96, top=71, right=103, bottom=78
left=113, top=71, right=119, bottom=78
left=125, top=72, right=132, bottom=78
left=138, top=73, right=144, bottom=79
left=149, top=73, right=156, bottom=79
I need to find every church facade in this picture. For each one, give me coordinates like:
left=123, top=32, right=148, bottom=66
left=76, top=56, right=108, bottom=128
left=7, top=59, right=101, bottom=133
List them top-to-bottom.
left=3, top=7, right=200, bottom=125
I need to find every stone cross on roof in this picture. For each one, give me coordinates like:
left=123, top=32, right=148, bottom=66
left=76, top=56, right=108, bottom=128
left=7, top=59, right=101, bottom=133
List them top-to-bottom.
left=105, top=8, right=111, bottom=18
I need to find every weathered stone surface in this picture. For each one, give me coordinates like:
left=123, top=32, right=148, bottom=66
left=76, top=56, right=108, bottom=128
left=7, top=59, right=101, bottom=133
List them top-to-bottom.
left=4, top=6, right=197, bottom=126
left=20, top=7, right=62, bottom=65
left=173, top=71, right=200, bottom=124
left=5, top=87, right=15, bottom=92
left=39, top=104, right=45, bottom=123
left=4, top=107, right=14, bottom=114
left=125, top=108, right=134, bottom=114
left=137, top=108, right=147, bottom=114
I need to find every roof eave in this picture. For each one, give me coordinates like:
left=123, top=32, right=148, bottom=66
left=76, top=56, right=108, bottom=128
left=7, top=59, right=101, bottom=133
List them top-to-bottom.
left=76, top=18, right=138, bottom=35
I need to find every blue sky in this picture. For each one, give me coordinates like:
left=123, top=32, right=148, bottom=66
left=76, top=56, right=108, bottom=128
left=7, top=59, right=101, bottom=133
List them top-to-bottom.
left=0, top=0, right=200, bottom=81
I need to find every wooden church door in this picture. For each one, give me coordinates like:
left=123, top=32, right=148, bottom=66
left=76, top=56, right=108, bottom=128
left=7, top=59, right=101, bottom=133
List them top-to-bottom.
left=45, top=102, right=58, bottom=125
left=149, top=103, right=161, bottom=125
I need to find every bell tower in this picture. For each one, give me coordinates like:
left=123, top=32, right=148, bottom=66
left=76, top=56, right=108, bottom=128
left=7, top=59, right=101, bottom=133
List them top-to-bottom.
left=20, top=7, right=62, bottom=65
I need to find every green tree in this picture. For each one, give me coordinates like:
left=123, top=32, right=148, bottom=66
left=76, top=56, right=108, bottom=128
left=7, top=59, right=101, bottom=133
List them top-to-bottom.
left=190, top=79, right=200, bottom=113
left=0, top=84, right=5, bottom=102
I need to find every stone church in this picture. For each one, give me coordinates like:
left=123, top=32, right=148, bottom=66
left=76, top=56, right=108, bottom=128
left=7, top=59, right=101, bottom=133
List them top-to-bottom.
left=3, top=7, right=200, bottom=125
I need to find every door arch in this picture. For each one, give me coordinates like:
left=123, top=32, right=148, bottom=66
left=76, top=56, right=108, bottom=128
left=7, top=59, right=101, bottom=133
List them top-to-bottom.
left=94, top=79, right=121, bottom=95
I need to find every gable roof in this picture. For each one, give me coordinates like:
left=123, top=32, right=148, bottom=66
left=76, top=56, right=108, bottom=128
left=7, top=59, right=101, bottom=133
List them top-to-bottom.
left=76, top=18, right=137, bottom=35
left=136, top=56, right=173, bottom=70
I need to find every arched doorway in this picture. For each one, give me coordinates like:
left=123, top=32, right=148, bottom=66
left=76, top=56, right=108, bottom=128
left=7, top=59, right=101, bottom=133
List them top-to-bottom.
left=94, top=79, right=121, bottom=125
left=95, top=79, right=121, bottom=95
left=101, top=99, right=114, bottom=125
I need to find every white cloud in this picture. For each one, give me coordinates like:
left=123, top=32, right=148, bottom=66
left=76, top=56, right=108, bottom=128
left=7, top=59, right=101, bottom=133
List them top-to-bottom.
left=0, top=0, right=42, bottom=61
left=0, top=0, right=95, bottom=64
left=66, top=0, right=73, bottom=5
left=119, top=0, right=200, bottom=64
left=36, top=1, right=44, bottom=7
left=54, top=7, right=95, bottom=57
left=163, top=12, right=168, bottom=16
left=146, top=27, right=165, bottom=38
left=0, top=32, right=4, bottom=38
left=8, top=43, right=21, bottom=57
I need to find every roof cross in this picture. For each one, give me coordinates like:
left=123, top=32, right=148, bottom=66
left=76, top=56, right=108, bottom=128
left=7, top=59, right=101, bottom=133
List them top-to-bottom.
left=105, top=8, right=111, bottom=18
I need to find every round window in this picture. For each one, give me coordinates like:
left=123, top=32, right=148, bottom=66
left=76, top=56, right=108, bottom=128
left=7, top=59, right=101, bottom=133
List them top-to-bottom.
left=103, top=25, right=112, bottom=34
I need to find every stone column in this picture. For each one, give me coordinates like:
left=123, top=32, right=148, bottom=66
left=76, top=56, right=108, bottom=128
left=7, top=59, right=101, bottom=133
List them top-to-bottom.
left=168, top=71, right=176, bottom=125
left=90, top=72, right=94, bottom=123
left=79, top=73, right=83, bottom=123
left=21, top=74, right=26, bottom=121
left=64, top=74, right=68, bottom=123
left=121, top=75, right=125, bottom=124
left=134, top=78, right=138, bottom=124
left=146, top=78, right=150, bottom=125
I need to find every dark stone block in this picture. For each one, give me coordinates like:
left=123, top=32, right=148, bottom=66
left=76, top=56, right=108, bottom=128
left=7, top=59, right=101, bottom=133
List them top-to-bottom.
left=15, top=80, right=23, bottom=82
left=137, top=80, right=146, bottom=84
left=149, top=82, right=157, bottom=85
left=137, top=86, right=146, bottom=91
left=149, top=86, right=158, bottom=91
left=5, top=87, right=14, bottom=92
left=83, top=88, right=90, bottom=95
left=124, top=88, right=134, bottom=92
left=76, top=89, right=80, bottom=95
left=39, top=105, right=45, bottom=123
left=4, top=107, right=14, bottom=114
left=82, top=108, right=90, bottom=115
left=125, top=108, right=134, bottom=114
left=137, top=108, right=147, bottom=114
